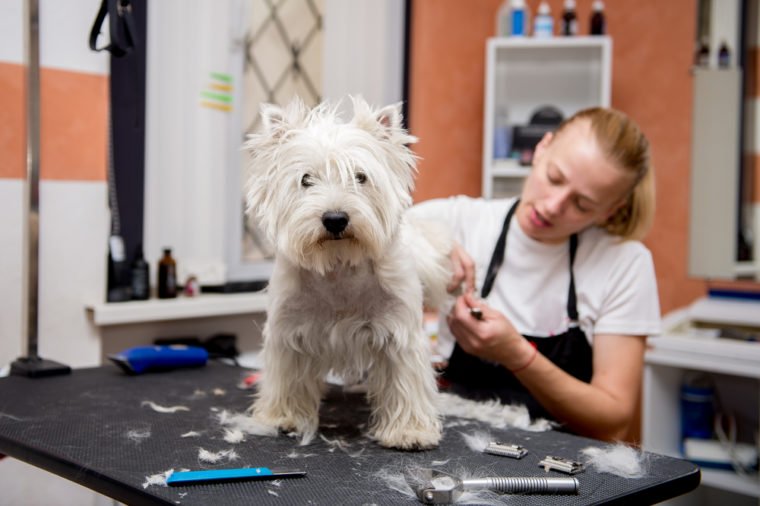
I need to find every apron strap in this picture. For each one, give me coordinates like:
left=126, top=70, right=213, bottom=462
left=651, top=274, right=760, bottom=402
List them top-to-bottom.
left=480, top=199, right=520, bottom=298
left=567, top=233, right=579, bottom=325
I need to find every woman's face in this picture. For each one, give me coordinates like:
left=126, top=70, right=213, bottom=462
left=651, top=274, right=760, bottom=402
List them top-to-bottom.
left=517, top=119, right=634, bottom=244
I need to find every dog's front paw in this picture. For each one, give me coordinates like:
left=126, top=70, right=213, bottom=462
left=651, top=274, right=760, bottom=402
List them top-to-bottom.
left=251, top=402, right=318, bottom=444
left=372, top=421, right=442, bottom=450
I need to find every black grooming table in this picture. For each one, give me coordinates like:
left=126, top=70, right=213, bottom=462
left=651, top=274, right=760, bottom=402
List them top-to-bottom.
left=0, top=362, right=699, bottom=505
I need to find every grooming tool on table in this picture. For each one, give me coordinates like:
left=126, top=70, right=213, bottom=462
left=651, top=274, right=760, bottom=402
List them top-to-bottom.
left=469, top=307, right=484, bottom=320
left=109, top=345, right=208, bottom=374
left=484, top=441, right=528, bottom=459
left=538, top=455, right=584, bottom=474
left=167, top=467, right=306, bottom=486
left=410, top=469, right=578, bottom=504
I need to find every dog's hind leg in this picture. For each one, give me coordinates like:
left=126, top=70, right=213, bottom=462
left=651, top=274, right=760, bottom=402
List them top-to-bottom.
left=365, top=334, right=442, bottom=450
left=251, top=344, right=323, bottom=445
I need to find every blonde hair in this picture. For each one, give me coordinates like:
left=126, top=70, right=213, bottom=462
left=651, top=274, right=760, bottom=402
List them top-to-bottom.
left=555, top=107, right=655, bottom=241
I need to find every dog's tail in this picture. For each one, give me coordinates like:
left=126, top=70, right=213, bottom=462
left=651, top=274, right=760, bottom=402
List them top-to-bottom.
left=405, top=216, right=453, bottom=310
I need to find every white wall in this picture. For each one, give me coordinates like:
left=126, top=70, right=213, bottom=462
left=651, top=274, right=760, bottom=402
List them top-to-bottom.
left=0, top=0, right=111, bottom=503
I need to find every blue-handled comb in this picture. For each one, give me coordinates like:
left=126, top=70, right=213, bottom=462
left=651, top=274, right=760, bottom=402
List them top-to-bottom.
left=167, top=467, right=306, bottom=486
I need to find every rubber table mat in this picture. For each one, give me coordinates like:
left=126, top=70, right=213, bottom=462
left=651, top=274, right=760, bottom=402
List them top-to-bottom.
left=0, top=362, right=699, bottom=505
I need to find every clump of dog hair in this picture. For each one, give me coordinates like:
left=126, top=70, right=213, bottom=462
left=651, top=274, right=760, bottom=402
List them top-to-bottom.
left=437, top=392, right=553, bottom=432
left=141, top=401, right=190, bottom=414
left=126, top=429, right=151, bottom=443
left=460, top=430, right=492, bottom=453
left=580, top=443, right=649, bottom=478
left=198, top=448, right=239, bottom=464
left=142, top=469, right=174, bottom=488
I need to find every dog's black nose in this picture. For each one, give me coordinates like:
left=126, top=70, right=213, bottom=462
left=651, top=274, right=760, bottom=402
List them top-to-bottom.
left=322, top=211, right=349, bottom=236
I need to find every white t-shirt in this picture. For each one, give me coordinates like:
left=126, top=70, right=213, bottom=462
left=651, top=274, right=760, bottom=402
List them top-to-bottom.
left=410, top=196, right=661, bottom=359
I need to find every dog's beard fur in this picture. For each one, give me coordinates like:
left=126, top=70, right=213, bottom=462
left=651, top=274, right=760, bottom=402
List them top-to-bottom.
left=244, top=97, right=451, bottom=449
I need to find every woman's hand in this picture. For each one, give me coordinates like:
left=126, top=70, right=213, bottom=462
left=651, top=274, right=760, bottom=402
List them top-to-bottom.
left=447, top=243, right=476, bottom=294
left=446, top=292, right=535, bottom=370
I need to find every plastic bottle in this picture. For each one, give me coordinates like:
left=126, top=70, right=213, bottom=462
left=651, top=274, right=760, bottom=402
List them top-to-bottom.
left=496, top=0, right=511, bottom=36
left=510, top=0, right=528, bottom=37
left=561, top=0, right=577, bottom=36
left=590, top=0, right=605, bottom=35
left=533, top=1, right=553, bottom=38
left=695, top=38, right=710, bottom=67
left=718, top=41, right=731, bottom=68
left=493, top=106, right=512, bottom=160
left=130, top=244, right=150, bottom=300
left=157, top=248, right=178, bottom=299
left=680, top=372, right=714, bottom=441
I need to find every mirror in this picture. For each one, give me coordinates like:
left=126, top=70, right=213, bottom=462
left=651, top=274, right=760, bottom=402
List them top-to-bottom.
left=689, top=0, right=758, bottom=280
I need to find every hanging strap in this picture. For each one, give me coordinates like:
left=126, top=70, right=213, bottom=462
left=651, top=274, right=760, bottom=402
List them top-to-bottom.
left=89, top=0, right=138, bottom=58
left=480, top=199, right=520, bottom=298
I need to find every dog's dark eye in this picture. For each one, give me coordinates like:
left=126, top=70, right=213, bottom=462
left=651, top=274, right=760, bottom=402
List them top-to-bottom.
left=355, top=172, right=367, bottom=185
left=301, top=174, right=314, bottom=187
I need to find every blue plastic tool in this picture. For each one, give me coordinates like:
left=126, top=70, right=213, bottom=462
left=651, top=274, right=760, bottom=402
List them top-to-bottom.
left=108, top=345, right=208, bottom=374
left=166, top=467, right=306, bottom=486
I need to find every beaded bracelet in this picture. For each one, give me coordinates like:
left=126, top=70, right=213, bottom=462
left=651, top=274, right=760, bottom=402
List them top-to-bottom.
left=510, top=341, right=538, bottom=374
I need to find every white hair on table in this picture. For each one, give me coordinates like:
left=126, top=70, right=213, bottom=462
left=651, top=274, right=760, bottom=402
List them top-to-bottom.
left=437, top=392, right=553, bottom=432
left=141, top=401, right=190, bottom=414
left=126, top=428, right=151, bottom=443
left=223, top=428, right=245, bottom=444
left=460, top=430, right=491, bottom=453
left=181, top=431, right=202, bottom=438
left=580, top=443, right=649, bottom=478
left=198, top=448, right=239, bottom=464
left=286, top=450, right=318, bottom=458
left=142, top=469, right=174, bottom=488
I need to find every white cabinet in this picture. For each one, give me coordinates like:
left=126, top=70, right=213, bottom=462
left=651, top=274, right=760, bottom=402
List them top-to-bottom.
left=481, top=37, right=612, bottom=198
left=642, top=297, right=760, bottom=502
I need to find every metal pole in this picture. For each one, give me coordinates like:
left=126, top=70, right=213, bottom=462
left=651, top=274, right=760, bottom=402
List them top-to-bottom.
left=11, top=0, right=70, bottom=377
left=25, top=0, right=41, bottom=359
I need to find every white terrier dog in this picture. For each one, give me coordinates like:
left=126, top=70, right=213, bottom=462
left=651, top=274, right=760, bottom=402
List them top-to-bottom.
left=244, top=97, right=451, bottom=450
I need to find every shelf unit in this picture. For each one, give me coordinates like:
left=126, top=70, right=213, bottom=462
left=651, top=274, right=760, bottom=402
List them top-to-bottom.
left=481, top=36, right=611, bottom=198
left=86, top=292, right=268, bottom=326
left=642, top=297, right=760, bottom=501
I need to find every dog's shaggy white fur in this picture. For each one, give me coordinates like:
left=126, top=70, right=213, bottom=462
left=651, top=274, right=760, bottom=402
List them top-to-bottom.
left=244, top=97, right=451, bottom=449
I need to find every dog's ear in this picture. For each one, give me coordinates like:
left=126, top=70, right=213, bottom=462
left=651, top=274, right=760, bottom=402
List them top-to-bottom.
left=351, top=97, right=417, bottom=146
left=258, top=98, right=310, bottom=139
left=259, top=103, right=289, bottom=139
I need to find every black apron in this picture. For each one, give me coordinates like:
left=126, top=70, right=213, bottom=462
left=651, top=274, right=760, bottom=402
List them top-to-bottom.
left=442, top=199, right=593, bottom=421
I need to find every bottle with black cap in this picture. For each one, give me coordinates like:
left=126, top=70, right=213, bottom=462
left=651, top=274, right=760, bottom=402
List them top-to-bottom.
left=590, top=0, right=605, bottom=35
left=157, top=248, right=178, bottom=299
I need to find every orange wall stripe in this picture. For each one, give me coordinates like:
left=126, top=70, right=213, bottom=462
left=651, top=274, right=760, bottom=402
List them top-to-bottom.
left=747, top=47, right=758, bottom=98
left=0, top=63, right=25, bottom=179
left=0, top=64, right=108, bottom=181
left=41, top=67, right=108, bottom=181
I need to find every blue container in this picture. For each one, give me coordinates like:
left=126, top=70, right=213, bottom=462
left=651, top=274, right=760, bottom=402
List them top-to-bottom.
left=680, top=382, right=714, bottom=440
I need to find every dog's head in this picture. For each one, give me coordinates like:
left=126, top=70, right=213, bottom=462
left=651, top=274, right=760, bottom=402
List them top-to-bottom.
left=244, top=96, right=418, bottom=274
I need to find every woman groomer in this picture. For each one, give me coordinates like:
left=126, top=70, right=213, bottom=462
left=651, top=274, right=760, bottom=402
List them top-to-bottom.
left=411, top=107, right=660, bottom=442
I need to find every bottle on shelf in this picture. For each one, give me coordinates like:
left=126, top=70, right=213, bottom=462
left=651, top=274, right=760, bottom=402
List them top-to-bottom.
left=496, top=0, right=511, bottom=36
left=510, top=0, right=529, bottom=37
left=561, top=0, right=577, bottom=36
left=590, top=0, right=606, bottom=35
left=533, top=1, right=554, bottom=38
left=695, top=38, right=710, bottom=67
left=718, top=40, right=731, bottom=68
left=493, top=106, right=512, bottom=160
left=130, top=244, right=150, bottom=300
left=157, top=247, right=178, bottom=299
